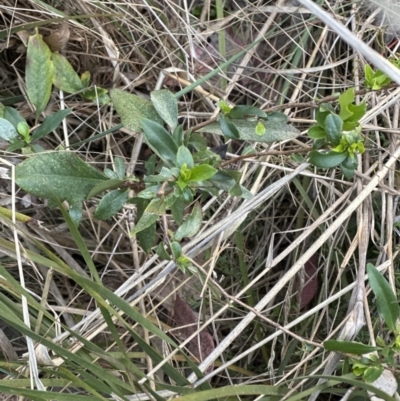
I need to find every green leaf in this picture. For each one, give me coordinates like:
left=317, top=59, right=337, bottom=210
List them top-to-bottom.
left=26, top=29, right=54, bottom=118
left=51, top=52, right=83, bottom=93
left=364, top=64, right=374, bottom=83
left=375, top=70, right=391, bottom=85
left=81, top=71, right=91, bottom=88
left=81, top=87, right=108, bottom=102
left=339, top=88, right=356, bottom=121
left=110, top=89, right=163, bottom=132
left=150, top=89, right=178, bottom=129
left=217, top=100, right=232, bottom=114
left=346, top=102, right=367, bottom=125
left=227, top=105, right=269, bottom=119
left=3, top=106, right=26, bottom=129
left=31, top=108, right=72, bottom=141
left=315, top=109, right=330, bottom=127
left=266, top=111, right=288, bottom=122
left=324, top=114, right=343, bottom=146
left=218, top=115, right=240, bottom=139
left=0, top=118, right=18, bottom=142
left=141, top=118, right=178, bottom=165
left=198, top=119, right=300, bottom=143
left=17, top=121, right=30, bottom=138
left=255, top=121, right=266, bottom=136
left=173, top=125, right=184, bottom=147
left=308, top=125, right=326, bottom=140
left=188, top=132, right=207, bottom=151
left=6, top=139, right=26, bottom=152
left=29, top=143, right=45, bottom=153
left=176, top=146, right=194, bottom=169
left=309, top=150, right=347, bottom=168
left=15, top=152, right=107, bottom=205
left=145, top=154, right=157, bottom=175
left=341, top=155, right=358, bottom=170
left=113, top=156, right=126, bottom=180
left=189, top=164, right=217, bottom=182
left=340, top=164, right=355, bottom=180
left=146, top=167, right=175, bottom=183
left=209, top=170, right=236, bottom=191
left=87, top=178, right=125, bottom=199
left=229, top=183, right=252, bottom=199
left=137, top=184, right=161, bottom=199
left=94, top=189, right=129, bottom=220
left=170, top=196, right=185, bottom=225
left=134, top=198, right=156, bottom=253
left=146, top=198, right=166, bottom=215
left=69, top=200, right=83, bottom=227
left=174, top=203, right=202, bottom=241
left=130, top=212, right=158, bottom=236
left=171, top=241, right=182, bottom=258
left=156, top=243, right=171, bottom=260
left=367, top=263, right=399, bottom=332
left=324, top=340, right=382, bottom=355
left=363, top=365, right=384, bottom=383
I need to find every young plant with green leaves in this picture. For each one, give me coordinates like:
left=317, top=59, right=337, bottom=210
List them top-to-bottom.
left=13, top=27, right=301, bottom=259
left=0, top=28, right=110, bottom=152
left=24, top=28, right=109, bottom=119
left=364, top=57, right=400, bottom=90
left=15, top=86, right=300, bottom=261
left=308, top=88, right=366, bottom=179
left=0, top=103, right=71, bottom=153
left=324, top=264, right=400, bottom=385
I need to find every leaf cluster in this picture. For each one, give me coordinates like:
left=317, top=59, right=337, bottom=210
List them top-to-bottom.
left=25, top=28, right=109, bottom=121
left=13, top=35, right=301, bottom=264
left=364, top=56, right=400, bottom=90
left=308, top=88, right=366, bottom=179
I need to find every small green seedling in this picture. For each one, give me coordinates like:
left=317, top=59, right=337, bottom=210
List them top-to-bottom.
left=364, top=57, right=400, bottom=90
left=0, top=104, right=71, bottom=153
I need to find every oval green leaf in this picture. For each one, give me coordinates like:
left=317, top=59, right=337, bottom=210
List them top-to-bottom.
left=26, top=30, right=54, bottom=118
left=51, top=53, right=83, bottom=94
left=110, top=89, right=163, bottom=132
left=150, top=89, right=178, bottom=129
left=228, top=105, right=269, bottom=120
left=4, top=106, right=26, bottom=129
left=324, top=113, right=342, bottom=146
left=218, top=115, right=240, bottom=139
left=0, top=118, right=18, bottom=142
left=140, top=118, right=178, bottom=165
left=198, top=119, right=300, bottom=143
left=308, top=125, right=326, bottom=140
left=176, top=145, right=194, bottom=169
left=309, top=150, right=347, bottom=168
left=15, top=152, right=107, bottom=205
left=114, top=156, right=126, bottom=180
left=189, top=164, right=217, bottom=182
left=94, top=189, right=129, bottom=220
left=134, top=197, right=156, bottom=253
left=174, top=203, right=202, bottom=241
left=130, top=212, right=158, bottom=236
left=367, top=263, right=399, bottom=332
left=364, top=365, right=384, bottom=383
